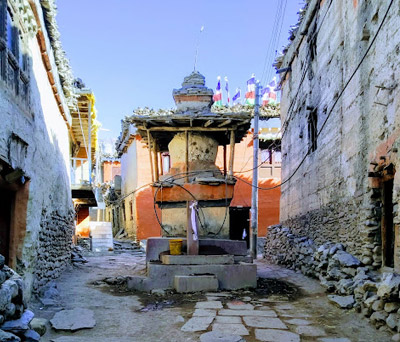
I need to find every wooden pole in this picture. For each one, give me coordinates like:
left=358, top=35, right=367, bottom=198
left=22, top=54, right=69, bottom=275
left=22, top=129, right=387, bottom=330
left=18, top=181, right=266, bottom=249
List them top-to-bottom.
left=87, top=100, right=92, bottom=184
left=147, top=130, right=154, bottom=183
left=185, top=130, right=189, bottom=183
left=228, top=130, right=235, bottom=179
left=153, top=142, right=159, bottom=182
left=223, top=145, right=227, bottom=176
left=160, top=152, right=164, bottom=176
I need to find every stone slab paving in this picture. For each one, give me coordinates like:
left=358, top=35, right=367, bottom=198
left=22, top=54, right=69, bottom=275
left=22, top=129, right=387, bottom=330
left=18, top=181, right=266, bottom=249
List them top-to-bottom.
left=184, top=263, right=391, bottom=341
left=195, top=301, right=223, bottom=309
left=226, top=302, right=254, bottom=310
left=274, top=303, right=295, bottom=310
left=257, top=306, right=272, bottom=311
left=192, top=309, right=217, bottom=317
left=219, top=309, right=277, bottom=317
left=279, top=312, right=311, bottom=318
left=181, top=316, right=214, bottom=332
left=215, top=316, right=242, bottom=324
left=243, top=316, right=287, bottom=329
left=284, top=318, right=312, bottom=326
left=212, top=323, right=249, bottom=336
left=295, top=325, right=327, bottom=337
left=255, top=329, right=300, bottom=342
left=199, top=331, right=246, bottom=342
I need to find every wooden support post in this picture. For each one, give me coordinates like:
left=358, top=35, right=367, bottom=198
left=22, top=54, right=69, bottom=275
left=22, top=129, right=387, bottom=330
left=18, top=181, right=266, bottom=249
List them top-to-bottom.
left=147, top=130, right=154, bottom=183
left=185, top=130, right=189, bottom=183
left=228, top=130, right=235, bottom=179
left=153, top=142, right=159, bottom=182
left=223, top=145, right=227, bottom=177
left=160, top=152, right=164, bottom=176
left=187, top=201, right=199, bottom=255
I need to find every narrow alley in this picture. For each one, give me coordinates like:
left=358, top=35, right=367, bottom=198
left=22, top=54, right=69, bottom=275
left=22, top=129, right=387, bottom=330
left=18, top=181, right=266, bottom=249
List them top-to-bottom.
left=1, top=0, right=400, bottom=341
left=31, top=248, right=391, bottom=342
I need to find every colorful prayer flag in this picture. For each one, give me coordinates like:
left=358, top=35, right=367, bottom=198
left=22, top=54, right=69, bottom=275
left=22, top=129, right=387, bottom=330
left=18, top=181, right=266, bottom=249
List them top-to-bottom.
left=245, top=74, right=256, bottom=106
left=213, top=76, right=222, bottom=106
left=224, top=76, right=230, bottom=105
left=261, top=77, right=278, bottom=106
left=268, top=77, right=278, bottom=105
left=262, top=86, right=270, bottom=106
left=232, top=88, right=241, bottom=105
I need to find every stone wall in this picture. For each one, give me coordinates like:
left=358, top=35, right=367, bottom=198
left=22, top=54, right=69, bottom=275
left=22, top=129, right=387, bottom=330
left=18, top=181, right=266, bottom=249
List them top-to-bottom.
left=0, top=0, right=74, bottom=299
left=278, top=0, right=400, bottom=270
left=32, top=210, right=74, bottom=292
left=264, top=225, right=400, bottom=334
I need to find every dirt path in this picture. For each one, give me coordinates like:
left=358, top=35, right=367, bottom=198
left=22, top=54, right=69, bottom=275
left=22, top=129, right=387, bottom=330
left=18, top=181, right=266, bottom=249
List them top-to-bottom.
left=30, top=253, right=393, bottom=342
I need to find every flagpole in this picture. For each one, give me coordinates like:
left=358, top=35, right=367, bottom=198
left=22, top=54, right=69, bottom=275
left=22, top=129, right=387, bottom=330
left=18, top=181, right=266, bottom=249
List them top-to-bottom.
left=194, top=26, right=204, bottom=71
left=250, top=81, right=261, bottom=259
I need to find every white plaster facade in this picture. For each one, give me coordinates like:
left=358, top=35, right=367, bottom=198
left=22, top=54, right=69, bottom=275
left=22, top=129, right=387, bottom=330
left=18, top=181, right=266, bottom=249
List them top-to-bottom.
left=0, top=0, right=75, bottom=297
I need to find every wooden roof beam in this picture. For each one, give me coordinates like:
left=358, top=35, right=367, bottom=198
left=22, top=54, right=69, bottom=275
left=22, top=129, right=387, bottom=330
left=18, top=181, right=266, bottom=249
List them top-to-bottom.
left=218, top=119, right=232, bottom=127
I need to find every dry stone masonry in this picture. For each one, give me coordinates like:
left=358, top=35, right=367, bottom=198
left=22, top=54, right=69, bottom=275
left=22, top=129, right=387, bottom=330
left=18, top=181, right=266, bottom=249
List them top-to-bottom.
left=32, top=210, right=75, bottom=292
left=264, top=225, right=400, bottom=335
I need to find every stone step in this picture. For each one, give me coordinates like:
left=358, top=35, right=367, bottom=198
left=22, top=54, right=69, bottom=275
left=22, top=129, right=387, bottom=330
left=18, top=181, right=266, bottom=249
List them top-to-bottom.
left=146, top=238, right=248, bottom=262
left=161, top=254, right=234, bottom=265
left=126, top=262, right=257, bottom=291
left=174, top=275, right=218, bottom=293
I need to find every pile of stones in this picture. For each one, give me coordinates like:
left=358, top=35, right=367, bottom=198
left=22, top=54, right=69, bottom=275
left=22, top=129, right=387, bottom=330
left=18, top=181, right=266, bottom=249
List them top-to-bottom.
left=264, top=225, right=400, bottom=335
left=71, top=245, right=88, bottom=264
left=0, top=255, right=42, bottom=341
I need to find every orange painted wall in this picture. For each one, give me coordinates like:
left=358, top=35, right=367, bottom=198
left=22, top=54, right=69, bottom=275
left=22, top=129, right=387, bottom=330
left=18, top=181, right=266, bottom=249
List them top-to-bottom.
left=133, top=132, right=280, bottom=240
left=216, top=132, right=281, bottom=237
left=134, top=138, right=162, bottom=240
left=103, top=161, right=121, bottom=183
left=76, top=207, right=90, bottom=238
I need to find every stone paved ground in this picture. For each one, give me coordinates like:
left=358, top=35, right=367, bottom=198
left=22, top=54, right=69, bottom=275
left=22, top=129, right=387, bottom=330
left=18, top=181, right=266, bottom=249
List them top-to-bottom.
left=30, top=254, right=393, bottom=341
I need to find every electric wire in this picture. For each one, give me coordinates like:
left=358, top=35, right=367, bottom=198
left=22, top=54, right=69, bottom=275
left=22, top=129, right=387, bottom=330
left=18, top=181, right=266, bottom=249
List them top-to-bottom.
left=239, top=0, right=394, bottom=191
left=260, top=0, right=286, bottom=85
left=280, top=0, right=334, bottom=136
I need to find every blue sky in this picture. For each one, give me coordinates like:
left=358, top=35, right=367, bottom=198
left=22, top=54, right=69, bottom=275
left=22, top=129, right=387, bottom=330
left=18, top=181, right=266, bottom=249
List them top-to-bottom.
left=56, top=0, right=302, bottom=141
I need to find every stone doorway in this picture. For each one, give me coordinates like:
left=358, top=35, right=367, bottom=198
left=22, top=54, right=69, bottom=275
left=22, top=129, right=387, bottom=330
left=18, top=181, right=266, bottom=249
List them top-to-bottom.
left=382, top=177, right=395, bottom=268
left=229, top=207, right=250, bottom=247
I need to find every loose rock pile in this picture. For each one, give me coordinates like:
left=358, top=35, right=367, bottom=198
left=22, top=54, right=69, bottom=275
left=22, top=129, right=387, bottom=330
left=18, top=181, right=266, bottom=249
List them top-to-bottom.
left=264, top=225, right=400, bottom=335
left=113, top=240, right=145, bottom=255
left=71, top=246, right=88, bottom=265
left=0, top=255, right=42, bottom=341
